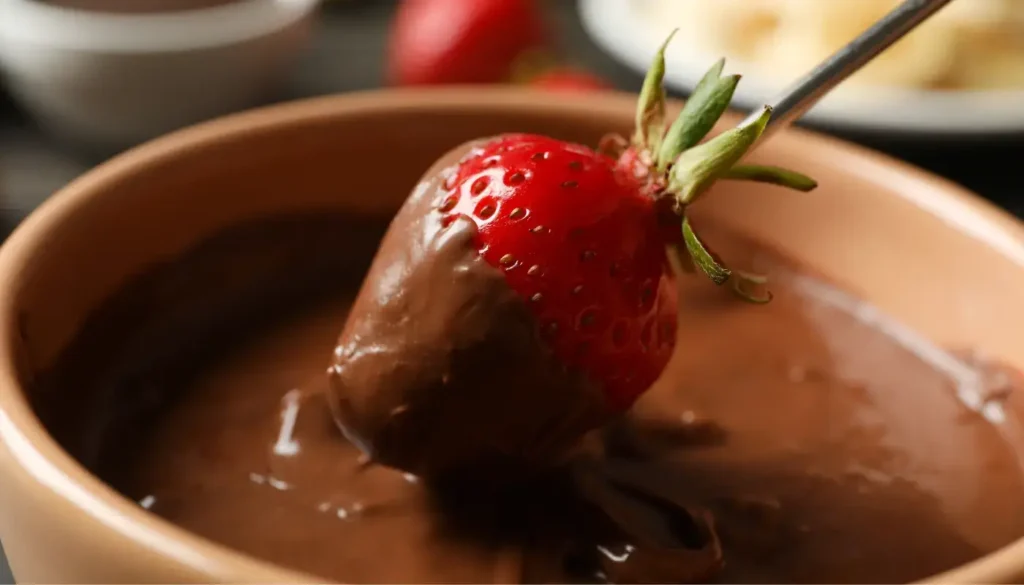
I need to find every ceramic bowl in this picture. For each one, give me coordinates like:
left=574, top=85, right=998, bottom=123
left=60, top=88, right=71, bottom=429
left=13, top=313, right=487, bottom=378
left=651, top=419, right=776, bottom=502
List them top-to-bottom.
left=0, top=0, right=320, bottom=151
left=0, top=89, right=1022, bottom=583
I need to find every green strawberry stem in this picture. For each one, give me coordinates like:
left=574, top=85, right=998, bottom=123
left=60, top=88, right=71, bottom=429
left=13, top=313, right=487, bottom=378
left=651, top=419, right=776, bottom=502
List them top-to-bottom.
left=632, top=30, right=675, bottom=154
left=629, top=31, right=817, bottom=303
left=656, top=58, right=739, bottom=171
left=668, top=105, right=773, bottom=204
left=721, top=164, right=819, bottom=190
left=681, top=216, right=729, bottom=285
left=680, top=219, right=773, bottom=304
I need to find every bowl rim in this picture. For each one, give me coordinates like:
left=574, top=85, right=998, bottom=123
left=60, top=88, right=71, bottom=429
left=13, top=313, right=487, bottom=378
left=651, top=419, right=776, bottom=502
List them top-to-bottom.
left=0, top=0, right=320, bottom=53
left=0, top=88, right=1022, bottom=584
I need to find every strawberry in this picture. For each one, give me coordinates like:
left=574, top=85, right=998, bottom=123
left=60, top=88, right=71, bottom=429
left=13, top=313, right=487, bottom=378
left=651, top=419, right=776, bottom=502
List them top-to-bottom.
left=387, top=0, right=548, bottom=86
left=330, top=32, right=816, bottom=477
left=528, top=68, right=613, bottom=92
left=437, top=133, right=672, bottom=410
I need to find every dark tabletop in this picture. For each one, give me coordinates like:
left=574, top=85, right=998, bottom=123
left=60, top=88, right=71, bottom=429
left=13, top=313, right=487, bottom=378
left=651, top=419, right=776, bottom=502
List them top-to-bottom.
left=0, top=1, right=1021, bottom=582
left=0, top=541, right=8, bottom=585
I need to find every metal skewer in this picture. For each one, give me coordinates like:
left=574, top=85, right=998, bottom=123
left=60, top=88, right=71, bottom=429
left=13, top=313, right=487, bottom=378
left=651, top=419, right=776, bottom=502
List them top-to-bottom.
left=743, top=0, right=958, bottom=142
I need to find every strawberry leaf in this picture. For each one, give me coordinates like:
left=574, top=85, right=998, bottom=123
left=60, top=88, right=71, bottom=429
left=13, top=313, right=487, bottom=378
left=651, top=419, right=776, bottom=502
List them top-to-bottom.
left=632, top=30, right=677, bottom=154
left=657, top=61, right=740, bottom=171
left=668, top=105, right=772, bottom=204
left=721, top=164, right=818, bottom=191
left=681, top=217, right=730, bottom=285
left=682, top=217, right=773, bottom=303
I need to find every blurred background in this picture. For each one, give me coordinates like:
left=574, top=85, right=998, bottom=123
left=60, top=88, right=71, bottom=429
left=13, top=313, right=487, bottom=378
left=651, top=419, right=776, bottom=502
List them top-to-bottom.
left=0, top=0, right=1022, bottom=580
left=2, top=0, right=1024, bottom=231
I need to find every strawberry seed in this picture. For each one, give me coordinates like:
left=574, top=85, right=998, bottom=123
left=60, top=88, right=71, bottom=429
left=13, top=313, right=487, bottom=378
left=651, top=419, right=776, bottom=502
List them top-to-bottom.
left=505, top=170, right=527, bottom=185
left=470, top=176, right=490, bottom=196
left=438, top=195, right=458, bottom=212
left=475, top=197, right=497, bottom=220
left=639, top=280, right=655, bottom=309
left=578, top=309, right=598, bottom=329
left=612, top=322, right=629, bottom=347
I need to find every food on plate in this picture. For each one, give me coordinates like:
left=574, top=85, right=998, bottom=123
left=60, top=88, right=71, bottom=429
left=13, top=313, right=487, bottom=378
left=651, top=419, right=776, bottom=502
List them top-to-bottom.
left=640, top=0, right=1024, bottom=89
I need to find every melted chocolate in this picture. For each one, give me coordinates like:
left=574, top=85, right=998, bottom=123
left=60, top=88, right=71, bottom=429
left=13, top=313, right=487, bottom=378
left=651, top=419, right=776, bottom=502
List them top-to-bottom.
left=28, top=207, right=1024, bottom=583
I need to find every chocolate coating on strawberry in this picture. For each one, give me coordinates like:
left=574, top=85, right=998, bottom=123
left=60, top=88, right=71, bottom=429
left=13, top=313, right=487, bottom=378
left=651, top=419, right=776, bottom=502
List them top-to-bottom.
left=328, top=142, right=614, bottom=477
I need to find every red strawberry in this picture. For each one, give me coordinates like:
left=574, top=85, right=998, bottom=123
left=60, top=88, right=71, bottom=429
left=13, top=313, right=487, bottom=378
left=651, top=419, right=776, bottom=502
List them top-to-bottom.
left=387, top=0, right=547, bottom=86
left=330, top=32, right=817, bottom=477
left=528, top=68, right=612, bottom=92
left=437, top=133, right=673, bottom=410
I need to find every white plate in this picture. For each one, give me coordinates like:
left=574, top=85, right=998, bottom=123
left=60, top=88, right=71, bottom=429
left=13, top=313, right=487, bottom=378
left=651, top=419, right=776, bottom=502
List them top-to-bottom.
left=578, top=0, right=1024, bottom=137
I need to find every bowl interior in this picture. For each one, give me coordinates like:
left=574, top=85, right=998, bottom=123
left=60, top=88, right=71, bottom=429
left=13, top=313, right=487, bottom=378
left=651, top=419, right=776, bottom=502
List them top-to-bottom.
left=1, top=89, right=1023, bottom=583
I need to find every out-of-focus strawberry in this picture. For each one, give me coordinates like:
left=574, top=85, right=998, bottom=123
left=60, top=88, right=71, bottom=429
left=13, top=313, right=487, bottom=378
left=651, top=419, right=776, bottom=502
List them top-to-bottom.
left=387, top=0, right=547, bottom=86
left=528, top=68, right=613, bottom=92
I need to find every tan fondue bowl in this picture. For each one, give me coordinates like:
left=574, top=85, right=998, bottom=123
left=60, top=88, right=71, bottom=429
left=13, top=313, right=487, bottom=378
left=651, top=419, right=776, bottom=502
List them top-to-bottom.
left=0, top=89, right=1022, bottom=583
